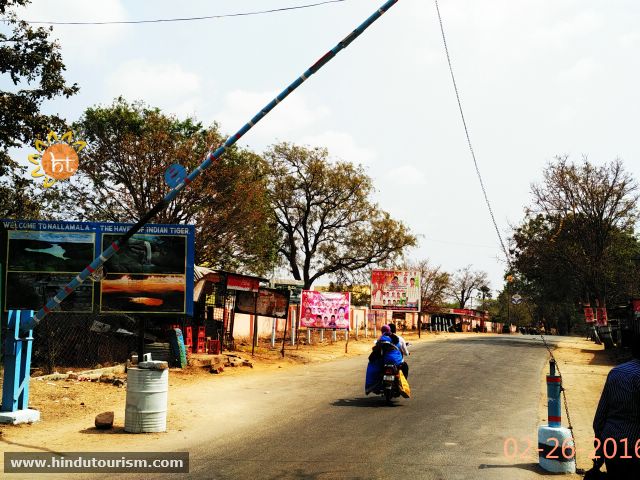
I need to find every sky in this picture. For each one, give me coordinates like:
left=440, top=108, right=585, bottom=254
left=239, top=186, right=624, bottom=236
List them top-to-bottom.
left=6, top=0, right=640, bottom=296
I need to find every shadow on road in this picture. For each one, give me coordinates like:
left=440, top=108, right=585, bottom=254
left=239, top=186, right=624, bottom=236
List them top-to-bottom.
left=331, top=397, right=403, bottom=408
left=479, top=462, right=556, bottom=475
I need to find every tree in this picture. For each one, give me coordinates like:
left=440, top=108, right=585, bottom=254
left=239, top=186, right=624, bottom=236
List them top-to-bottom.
left=1, top=0, right=78, bottom=217
left=52, top=98, right=278, bottom=274
left=266, top=143, right=417, bottom=289
left=528, top=156, right=639, bottom=307
left=510, top=157, right=640, bottom=333
left=406, top=259, right=451, bottom=312
left=448, top=265, right=489, bottom=309
left=487, top=287, right=535, bottom=328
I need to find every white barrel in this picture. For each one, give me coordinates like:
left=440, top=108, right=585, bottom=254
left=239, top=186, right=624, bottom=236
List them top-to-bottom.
left=124, top=367, right=168, bottom=433
left=538, top=425, right=576, bottom=474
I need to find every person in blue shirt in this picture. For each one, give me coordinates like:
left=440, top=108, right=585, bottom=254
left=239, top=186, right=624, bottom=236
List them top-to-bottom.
left=377, top=324, right=404, bottom=365
left=365, top=325, right=404, bottom=393
left=591, top=335, right=640, bottom=479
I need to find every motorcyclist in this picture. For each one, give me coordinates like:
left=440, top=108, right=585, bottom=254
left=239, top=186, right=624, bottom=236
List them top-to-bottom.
left=389, top=323, right=409, bottom=379
left=365, top=324, right=404, bottom=394
left=377, top=324, right=403, bottom=365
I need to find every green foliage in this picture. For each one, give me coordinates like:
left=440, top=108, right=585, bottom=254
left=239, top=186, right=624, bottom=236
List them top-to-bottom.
left=0, top=0, right=78, bottom=218
left=49, top=98, right=278, bottom=275
left=266, top=143, right=417, bottom=289
left=511, top=156, right=640, bottom=332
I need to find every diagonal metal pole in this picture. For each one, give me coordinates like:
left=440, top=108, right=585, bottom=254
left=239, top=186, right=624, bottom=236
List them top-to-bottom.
left=27, top=0, right=401, bottom=329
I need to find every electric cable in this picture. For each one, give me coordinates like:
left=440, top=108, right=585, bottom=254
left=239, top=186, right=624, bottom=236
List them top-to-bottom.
left=4, top=0, right=347, bottom=26
left=433, top=0, right=581, bottom=471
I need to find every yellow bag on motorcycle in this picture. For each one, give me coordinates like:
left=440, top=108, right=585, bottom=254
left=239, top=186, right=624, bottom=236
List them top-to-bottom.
left=398, top=370, right=411, bottom=398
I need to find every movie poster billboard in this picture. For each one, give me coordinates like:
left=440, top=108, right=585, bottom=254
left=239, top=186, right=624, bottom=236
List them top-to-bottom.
left=1, top=219, right=195, bottom=315
left=370, top=269, right=420, bottom=312
left=235, top=288, right=290, bottom=319
left=300, top=290, right=350, bottom=329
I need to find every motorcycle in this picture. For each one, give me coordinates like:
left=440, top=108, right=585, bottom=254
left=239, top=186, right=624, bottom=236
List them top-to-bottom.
left=365, top=341, right=410, bottom=404
left=380, top=363, right=402, bottom=404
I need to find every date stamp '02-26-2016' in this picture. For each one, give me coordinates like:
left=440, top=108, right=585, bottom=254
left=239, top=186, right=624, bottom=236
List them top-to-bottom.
left=504, top=437, right=640, bottom=461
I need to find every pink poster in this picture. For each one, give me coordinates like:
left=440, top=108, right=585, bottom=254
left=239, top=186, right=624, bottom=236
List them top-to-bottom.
left=300, top=290, right=350, bottom=329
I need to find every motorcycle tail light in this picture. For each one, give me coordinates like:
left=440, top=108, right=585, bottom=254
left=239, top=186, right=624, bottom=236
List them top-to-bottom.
left=384, top=367, right=394, bottom=374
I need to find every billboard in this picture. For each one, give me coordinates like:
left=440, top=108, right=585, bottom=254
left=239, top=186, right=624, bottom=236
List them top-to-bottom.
left=1, top=219, right=195, bottom=315
left=370, top=269, right=420, bottom=312
left=235, top=288, right=290, bottom=319
left=300, top=290, right=350, bottom=329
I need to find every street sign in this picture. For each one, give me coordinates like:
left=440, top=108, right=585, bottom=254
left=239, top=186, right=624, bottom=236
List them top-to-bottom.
left=511, top=294, right=523, bottom=305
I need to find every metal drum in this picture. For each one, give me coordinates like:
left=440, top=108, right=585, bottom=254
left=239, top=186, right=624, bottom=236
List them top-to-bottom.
left=124, top=366, right=168, bottom=433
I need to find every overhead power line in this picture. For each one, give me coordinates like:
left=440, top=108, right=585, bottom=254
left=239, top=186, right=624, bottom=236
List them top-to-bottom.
left=5, top=0, right=347, bottom=26
left=433, top=0, right=510, bottom=263
left=433, top=4, right=581, bottom=472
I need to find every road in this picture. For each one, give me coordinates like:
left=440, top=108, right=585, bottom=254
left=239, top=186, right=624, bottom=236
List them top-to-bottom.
left=155, top=335, right=571, bottom=480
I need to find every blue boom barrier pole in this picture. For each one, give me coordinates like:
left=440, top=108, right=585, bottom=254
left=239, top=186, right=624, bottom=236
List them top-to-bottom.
left=25, top=0, right=401, bottom=330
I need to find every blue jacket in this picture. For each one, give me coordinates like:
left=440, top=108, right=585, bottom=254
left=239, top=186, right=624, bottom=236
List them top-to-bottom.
left=378, top=334, right=404, bottom=365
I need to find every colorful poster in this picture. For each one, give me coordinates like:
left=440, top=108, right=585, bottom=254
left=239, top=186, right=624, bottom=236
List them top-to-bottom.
left=370, top=269, right=420, bottom=312
left=100, top=274, right=186, bottom=313
left=300, top=290, right=350, bottom=329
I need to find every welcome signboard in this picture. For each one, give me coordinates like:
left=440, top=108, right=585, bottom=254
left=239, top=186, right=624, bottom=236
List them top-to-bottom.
left=1, top=219, right=195, bottom=315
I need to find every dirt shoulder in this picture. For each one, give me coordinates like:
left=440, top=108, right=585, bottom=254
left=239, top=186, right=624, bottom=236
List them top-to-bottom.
left=0, top=330, right=455, bottom=469
left=537, top=336, right=623, bottom=472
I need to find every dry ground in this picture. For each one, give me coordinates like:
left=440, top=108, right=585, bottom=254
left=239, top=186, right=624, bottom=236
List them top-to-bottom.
left=0, top=330, right=446, bottom=466
left=0, top=331, right=619, bottom=476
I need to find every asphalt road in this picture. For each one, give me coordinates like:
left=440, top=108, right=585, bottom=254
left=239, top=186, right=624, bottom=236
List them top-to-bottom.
left=169, top=335, right=565, bottom=480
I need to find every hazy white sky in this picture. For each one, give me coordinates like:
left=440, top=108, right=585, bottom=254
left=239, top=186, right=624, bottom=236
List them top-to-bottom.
left=10, top=0, right=640, bottom=294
